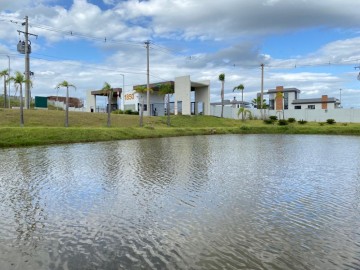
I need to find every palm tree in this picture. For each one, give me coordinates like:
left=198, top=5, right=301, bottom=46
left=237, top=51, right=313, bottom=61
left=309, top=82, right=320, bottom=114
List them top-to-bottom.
left=0, top=69, right=9, bottom=108
left=7, top=71, right=32, bottom=127
left=219, top=73, right=225, bottom=118
left=56, top=80, right=76, bottom=127
left=102, top=82, right=113, bottom=127
left=159, top=83, right=174, bottom=126
left=233, top=84, right=245, bottom=120
left=134, top=85, right=147, bottom=127
left=251, top=97, right=267, bottom=109
left=237, top=107, right=252, bottom=120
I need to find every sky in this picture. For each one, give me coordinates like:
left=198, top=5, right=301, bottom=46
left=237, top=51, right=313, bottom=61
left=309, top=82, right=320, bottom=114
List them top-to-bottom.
left=1, top=0, right=360, bottom=108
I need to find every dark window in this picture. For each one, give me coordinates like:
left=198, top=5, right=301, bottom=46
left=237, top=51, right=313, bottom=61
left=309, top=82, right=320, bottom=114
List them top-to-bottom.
left=284, top=92, right=288, bottom=110
left=269, top=99, right=274, bottom=110
left=295, top=105, right=301, bottom=109
left=308, top=105, right=315, bottom=109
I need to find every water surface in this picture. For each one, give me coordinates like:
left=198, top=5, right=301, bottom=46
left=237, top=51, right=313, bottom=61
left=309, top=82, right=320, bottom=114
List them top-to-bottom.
left=0, top=134, right=359, bottom=269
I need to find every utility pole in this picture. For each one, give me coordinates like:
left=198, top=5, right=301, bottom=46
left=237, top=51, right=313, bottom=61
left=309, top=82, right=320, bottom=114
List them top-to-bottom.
left=17, top=16, right=37, bottom=109
left=24, top=16, right=30, bottom=109
left=145, top=40, right=150, bottom=116
left=5, top=56, right=10, bottom=108
left=260, top=63, right=264, bottom=119
left=339, top=88, right=342, bottom=108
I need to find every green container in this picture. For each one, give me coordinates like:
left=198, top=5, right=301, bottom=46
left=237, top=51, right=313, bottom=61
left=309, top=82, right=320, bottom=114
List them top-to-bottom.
left=35, top=96, right=48, bottom=108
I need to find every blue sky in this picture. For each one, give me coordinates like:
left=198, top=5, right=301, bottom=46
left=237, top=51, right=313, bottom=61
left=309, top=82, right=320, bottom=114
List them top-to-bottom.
left=1, top=0, right=360, bottom=108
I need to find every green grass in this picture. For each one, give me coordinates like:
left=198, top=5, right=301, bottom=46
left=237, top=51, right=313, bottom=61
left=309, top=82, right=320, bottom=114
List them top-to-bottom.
left=0, top=109, right=360, bottom=148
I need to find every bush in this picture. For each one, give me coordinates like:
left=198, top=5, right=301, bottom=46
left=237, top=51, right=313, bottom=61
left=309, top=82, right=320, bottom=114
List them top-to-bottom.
left=112, top=109, right=123, bottom=114
left=125, top=109, right=133, bottom=114
left=269, top=116, right=278, bottom=121
left=288, top=118, right=296, bottom=123
left=263, top=119, right=273, bottom=124
left=278, top=119, right=288, bottom=125
left=298, top=119, right=307, bottom=125
left=326, top=119, right=336, bottom=124
left=319, top=122, right=325, bottom=126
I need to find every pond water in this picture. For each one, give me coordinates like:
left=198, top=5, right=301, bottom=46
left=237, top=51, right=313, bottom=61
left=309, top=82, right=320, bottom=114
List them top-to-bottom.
left=0, top=134, right=359, bottom=270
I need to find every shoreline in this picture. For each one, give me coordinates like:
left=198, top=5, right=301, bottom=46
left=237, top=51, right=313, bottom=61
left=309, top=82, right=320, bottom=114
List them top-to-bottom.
left=1, top=109, right=359, bottom=148
left=1, top=124, right=360, bottom=148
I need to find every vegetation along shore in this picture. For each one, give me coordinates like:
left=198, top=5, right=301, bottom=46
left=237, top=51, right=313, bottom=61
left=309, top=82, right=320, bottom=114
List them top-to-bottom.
left=1, top=109, right=360, bottom=148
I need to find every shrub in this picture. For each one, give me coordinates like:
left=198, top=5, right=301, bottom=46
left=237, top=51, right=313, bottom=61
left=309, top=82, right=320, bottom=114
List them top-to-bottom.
left=112, top=109, right=123, bottom=114
left=125, top=109, right=133, bottom=114
left=269, top=116, right=278, bottom=121
left=288, top=118, right=296, bottom=123
left=263, top=119, right=273, bottom=124
left=278, top=119, right=288, bottom=125
left=298, top=119, right=307, bottom=125
left=326, top=119, right=336, bottom=124
left=319, top=122, right=325, bottom=126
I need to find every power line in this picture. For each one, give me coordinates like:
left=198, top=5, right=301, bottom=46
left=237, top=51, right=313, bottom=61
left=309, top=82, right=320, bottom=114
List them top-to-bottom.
left=1, top=16, right=145, bottom=47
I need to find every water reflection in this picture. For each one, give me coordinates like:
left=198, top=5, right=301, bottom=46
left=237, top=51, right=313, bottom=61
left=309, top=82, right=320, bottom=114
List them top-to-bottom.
left=0, top=135, right=360, bottom=269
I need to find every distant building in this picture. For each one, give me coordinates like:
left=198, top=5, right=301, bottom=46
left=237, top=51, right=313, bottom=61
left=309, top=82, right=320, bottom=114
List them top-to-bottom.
left=85, top=75, right=211, bottom=116
left=262, top=86, right=340, bottom=111
left=47, top=96, right=84, bottom=108
left=210, top=97, right=251, bottom=108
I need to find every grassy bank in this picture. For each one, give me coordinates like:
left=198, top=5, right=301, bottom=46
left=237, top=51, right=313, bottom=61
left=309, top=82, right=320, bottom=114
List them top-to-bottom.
left=0, top=109, right=360, bottom=148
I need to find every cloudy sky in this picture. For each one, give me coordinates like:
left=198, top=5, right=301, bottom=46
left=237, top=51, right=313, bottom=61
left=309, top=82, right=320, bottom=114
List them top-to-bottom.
left=1, top=0, right=360, bottom=108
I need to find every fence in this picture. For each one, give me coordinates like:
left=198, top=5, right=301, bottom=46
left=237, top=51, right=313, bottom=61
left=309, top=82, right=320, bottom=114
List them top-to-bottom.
left=210, top=105, right=360, bottom=123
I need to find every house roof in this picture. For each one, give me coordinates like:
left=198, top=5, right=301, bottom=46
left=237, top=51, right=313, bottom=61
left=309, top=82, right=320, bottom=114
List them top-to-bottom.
left=133, top=81, right=174, bottom=91
left=266, top=87, right=301, bottom=94
left=91, top=88, right=122, bottom=96
left=292, top=98, right=339, bottom=104
left=210, top=100, right=251, bottom=106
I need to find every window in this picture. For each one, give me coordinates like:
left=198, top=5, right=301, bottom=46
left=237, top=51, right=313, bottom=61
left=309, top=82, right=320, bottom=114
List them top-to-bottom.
left=284, top=92, right=289, bottom=110
left=269, top=100, right=274, bottom=110
left=295, top=105, right=301, bottom=109
left=308, top=105, right=315, bottom=109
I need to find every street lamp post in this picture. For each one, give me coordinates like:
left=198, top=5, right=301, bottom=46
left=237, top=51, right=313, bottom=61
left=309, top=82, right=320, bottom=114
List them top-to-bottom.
left=5, top=55, right=10, bottom=108
left=119, top=74, right=125, bottom=112
left=339, top=88, right=342, bottom=108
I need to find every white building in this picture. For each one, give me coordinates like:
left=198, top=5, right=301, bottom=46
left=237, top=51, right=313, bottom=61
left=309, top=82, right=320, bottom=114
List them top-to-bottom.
left=86, top=75, right=211, bottom=116
left=266, top=86, right=341, bottom=111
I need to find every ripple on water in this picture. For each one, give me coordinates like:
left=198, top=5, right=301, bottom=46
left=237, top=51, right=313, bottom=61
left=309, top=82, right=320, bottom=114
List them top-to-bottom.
left=0, top=135, right=360, bottom=269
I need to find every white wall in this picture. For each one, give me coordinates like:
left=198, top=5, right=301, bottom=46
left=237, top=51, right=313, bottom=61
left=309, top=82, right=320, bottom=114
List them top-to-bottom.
left=175, top=76, right=191, bottom=115
left=195, top=82, right=211, bottom=115
left=86, top=90, right=96, bottom=112
left=211, top=105, right=360, bottom=123
left=267, top=108, right=360, bottom=122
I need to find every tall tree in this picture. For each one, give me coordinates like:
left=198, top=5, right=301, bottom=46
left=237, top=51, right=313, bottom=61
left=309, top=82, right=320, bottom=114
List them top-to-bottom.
left=0, top=69, right=9, bottom=108
left=7, top=71, right=32, bottom=127
left=219, top=73, right=225, bottom=118
left=56, top=80, right=76, bottom=127
left=102, top=82, right=113, bottom=127
left=158, top=83, right=174, bottom=126
left=233, top=84, right=245, bottom=120
left=134, top=85, right=147, bottom=127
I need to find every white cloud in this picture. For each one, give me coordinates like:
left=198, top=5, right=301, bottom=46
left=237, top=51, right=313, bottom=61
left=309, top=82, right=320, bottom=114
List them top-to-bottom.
left=1, top=0, right=360, bottom=108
